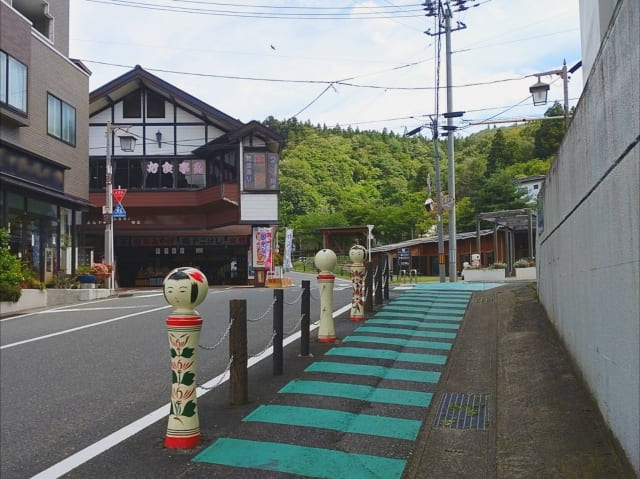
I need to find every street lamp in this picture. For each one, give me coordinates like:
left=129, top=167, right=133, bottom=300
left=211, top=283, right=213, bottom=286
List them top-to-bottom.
left=529, top=60, right=569, bottom=129
left=105, top=121, right=135, bottom=290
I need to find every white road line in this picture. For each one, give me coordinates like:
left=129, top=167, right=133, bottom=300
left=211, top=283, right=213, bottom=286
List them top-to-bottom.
left=29, top=302, right=352, bottom=479
left=38, top=305, right=154, bottom=312
left=1, top=306, right=171, bottom=350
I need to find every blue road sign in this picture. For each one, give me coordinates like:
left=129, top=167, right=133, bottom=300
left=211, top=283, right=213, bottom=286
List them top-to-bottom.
left=113, top=202, right=126, bottom=218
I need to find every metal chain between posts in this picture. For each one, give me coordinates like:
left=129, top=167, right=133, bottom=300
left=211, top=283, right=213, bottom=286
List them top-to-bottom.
left=283, top=288, right=304, bottom=305
left=309, top=288, right=321, bottom=302
left=247, top=298, right=277, bottom=322
left=285, top=313, right=305, bottom=335
left=199, top=318, right=233, bottom=350
left=249, top=330, right=277, bottom=358
left=196, top=355, right=234, bottom=391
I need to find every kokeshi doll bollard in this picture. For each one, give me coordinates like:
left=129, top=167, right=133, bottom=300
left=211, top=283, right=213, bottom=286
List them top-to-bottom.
left=349, top=244, right=367, bottom=322
left=315, top=249, right=338, bottom=343
left=163, top=267, right=208, bottom=449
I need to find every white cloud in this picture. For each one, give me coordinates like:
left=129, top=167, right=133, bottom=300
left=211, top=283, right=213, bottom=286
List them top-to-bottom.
left=70, top=0, right=583, bottom=135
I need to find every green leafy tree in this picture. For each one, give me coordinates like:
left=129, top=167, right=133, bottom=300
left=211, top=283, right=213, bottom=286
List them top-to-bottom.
left=534, top=103, right=565, bottom=158
left=485, top=129, right=508, bottom=177
left=472, top=170, right=529, bottom=213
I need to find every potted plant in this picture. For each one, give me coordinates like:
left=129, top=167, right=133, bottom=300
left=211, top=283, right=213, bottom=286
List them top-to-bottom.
left=514, top=258, right=536, bottom=279
left=462, top=262, right=506, bottom=281
left=76, top=266, right=96, bottom=285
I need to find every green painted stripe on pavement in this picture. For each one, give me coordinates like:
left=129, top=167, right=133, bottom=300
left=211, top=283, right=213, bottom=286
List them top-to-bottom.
left=383, top=305, right=428, bottom=312
left=427, top=308, right=465, bottom=316
left=375, top=311, right=425, bottom=320
left=374, top=312, right=463, bottom=324
left=423, top=314, right=463, bottom=322
left=367, top=318, right=459, bottom=330
left=357, top=325, right=457, bottom=339
left=344, top=335, right=452, bottom=351
left=326, top=346, right=448, bottom=365
left=305, top=361, right=441, bottom=383
left=279, top=380, right=433, bottom=407
left=244, top=405, right=421, bottom=440
left=193, top=438, right=407, bottom=479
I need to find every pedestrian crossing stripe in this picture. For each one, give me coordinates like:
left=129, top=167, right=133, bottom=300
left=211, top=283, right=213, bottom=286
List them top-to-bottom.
left=366, top=318, right=459, bottom=330
left=355, top=326, right=457, bottom=339
left=343, top=335, right=452, bottom=351
left=326, top=346, right=448, bottom=365
left=305, top=361, right=441, bottom=383
left=279, top=379, right=433, bottom=407
left=244, top=404, right=422, bottom=440
left=193, top=438, right=407, bottom=479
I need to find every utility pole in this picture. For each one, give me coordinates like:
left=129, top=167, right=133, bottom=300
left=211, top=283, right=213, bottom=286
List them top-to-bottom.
left=425, top=0, right=472, bottom=282
left=445, top=5, right=457, bottom=282
left=431, top=119, right=446, bottom=282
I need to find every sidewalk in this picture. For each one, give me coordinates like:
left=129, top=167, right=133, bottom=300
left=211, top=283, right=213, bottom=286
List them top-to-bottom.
left=59, top=281, right=636, bottom=478
left=403, top=282, right=635, bottom=479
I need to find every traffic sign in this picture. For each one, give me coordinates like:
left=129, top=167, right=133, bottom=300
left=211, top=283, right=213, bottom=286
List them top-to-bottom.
left=113, top=188, right=127, bottom=203
left=441, top=194, right=455, bottom=211
left=113, top=202, right=126, bottom=218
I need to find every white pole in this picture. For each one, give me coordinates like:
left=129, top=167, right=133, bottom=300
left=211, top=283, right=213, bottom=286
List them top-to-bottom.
left=105, top=122, right=114, bottom=290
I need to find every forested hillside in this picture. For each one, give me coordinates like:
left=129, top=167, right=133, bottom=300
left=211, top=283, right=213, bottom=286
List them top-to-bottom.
left=263, top=103, right=564, bottom=250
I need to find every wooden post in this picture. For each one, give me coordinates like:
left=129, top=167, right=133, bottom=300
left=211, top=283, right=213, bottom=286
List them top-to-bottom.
left=300, top=280, right=311, bottom=356
left=273, top=288, right=283, bottom=375
left=229, top=299, right=248, bottom=405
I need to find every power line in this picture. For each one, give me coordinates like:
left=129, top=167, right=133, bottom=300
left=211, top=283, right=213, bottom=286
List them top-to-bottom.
left=85, top=0, right=426, bottom=19
left=82, top=59, right=534, bottom=91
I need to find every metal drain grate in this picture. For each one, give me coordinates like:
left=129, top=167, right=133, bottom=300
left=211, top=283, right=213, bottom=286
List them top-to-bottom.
left=433, top=393, right=489, bottom=430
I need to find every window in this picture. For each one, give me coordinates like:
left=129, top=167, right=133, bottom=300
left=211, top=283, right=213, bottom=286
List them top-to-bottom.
left=0, top=51, right=27, bottom=113
left=122, top=90, right=141, bottom=118
left=146, top=90, right=165, bottom=118
left=47, top=94, right=76, bottom=145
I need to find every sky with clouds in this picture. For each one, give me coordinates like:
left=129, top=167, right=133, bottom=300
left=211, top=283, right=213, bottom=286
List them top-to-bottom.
left=69, top=0, right=583, bottom=137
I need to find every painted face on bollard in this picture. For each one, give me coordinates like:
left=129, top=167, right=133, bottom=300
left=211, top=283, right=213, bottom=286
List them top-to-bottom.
left=163, top=267, right=208, bottom=313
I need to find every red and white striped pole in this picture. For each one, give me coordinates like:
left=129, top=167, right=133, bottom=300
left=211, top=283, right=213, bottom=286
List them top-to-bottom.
left=162, top=267, right=208, bottom=449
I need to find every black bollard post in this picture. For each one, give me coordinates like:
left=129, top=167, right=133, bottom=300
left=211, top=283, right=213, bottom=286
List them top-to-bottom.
left=383, top=255, right=390, bottom=301
left=375, top=257, right=383, bottom=305
left=365, top=262, right=374, bottom=313
left=301, top=280, right=311, bottom=356
left=273, top=288, right=283, bottom=376
left=229, top=299, right=248, bottom=405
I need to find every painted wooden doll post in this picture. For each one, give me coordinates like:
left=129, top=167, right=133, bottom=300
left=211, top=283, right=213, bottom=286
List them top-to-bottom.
left=349, top=244, right=367, bottom=322
left=315, top=249, right=338, bottom=343
left=163, top=267, right=208, bottom=449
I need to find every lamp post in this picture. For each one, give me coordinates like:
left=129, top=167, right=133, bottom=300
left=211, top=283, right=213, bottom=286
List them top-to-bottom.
left=529, top=60, right=569, bottom=129
left=104, top=121, right=135, bottom=290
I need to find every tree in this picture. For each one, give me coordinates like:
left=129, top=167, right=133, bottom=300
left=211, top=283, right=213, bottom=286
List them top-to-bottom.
left=534, top=103, right=565, bottom=158
left=485, top=129, right=508, bottom=176
left=472, top=170, right=529, bottom=213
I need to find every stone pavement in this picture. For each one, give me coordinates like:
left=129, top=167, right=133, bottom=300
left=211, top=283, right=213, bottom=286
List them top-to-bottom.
left=403, top=282, right=635, bottom=479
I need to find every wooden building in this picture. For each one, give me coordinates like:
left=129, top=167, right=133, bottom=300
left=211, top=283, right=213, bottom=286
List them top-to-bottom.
left=83, top=66, right=282, bottom=286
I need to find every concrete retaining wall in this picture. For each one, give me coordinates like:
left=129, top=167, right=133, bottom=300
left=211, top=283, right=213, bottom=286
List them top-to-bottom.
left=537, top=0, right=639, bottom=472
left=0, top=288, right=112, bottom=316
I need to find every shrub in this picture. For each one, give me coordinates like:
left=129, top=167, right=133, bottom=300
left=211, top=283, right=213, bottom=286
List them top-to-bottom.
left=0, top=228, right=24, bottom=302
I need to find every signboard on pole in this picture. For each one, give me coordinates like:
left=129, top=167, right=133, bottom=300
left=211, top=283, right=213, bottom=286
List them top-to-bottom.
left=112, top=188, right=127, bottom=203
left=113, top=202, right=127, bottom=218
left=398, top=247, right=410, bottom=268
